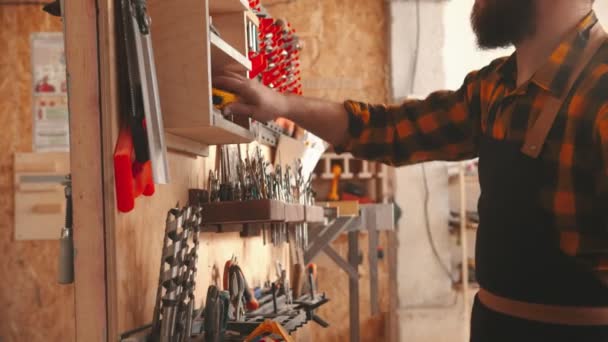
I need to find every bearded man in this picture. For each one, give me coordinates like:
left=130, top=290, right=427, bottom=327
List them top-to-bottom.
left=215, top=1, right=608, bottom=340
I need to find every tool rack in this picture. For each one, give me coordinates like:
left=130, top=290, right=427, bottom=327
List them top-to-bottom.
left=146, top=0, right=252, bottom=145
left=196, top=199, right=325, bottom=233
left=192, top=293, right=330, bottom=340
left=120, top=294, right=329, bottom=341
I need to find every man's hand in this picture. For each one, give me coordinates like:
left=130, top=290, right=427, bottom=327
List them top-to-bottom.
left=213, top=71, right=350, bottom=146
left=213, top=72, right=289, bottom=123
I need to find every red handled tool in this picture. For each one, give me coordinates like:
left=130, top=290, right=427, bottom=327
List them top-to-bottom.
left=114, top=125, right=155, bottom=213
left=224, top=257, right=260, bottom=311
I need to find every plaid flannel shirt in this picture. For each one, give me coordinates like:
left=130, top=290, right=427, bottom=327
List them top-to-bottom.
left=340, top=11, right=608, bottom=271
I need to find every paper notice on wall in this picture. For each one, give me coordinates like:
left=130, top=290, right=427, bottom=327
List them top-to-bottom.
left=31, top=33, right=69, bottom=152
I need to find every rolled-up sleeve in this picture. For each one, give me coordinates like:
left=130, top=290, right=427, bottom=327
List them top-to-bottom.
left=336, top=70, right=483, bottom=166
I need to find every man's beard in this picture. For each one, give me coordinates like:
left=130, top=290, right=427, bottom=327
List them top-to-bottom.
left=471, top=0, right=537, bottom=49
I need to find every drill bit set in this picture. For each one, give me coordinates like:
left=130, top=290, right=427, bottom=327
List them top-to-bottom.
left=201, top=146, right=316, bottom=249
left=207, top=146, right=314, bottom=205
left=119, top=203, right=328, bottom=342
left=120, top=205, right=204, bottom=342
left=152, top=206, right=203, bottom=342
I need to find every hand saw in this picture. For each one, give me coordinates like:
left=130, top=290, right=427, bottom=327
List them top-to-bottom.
left=114, top=0, right=169, bottom=212
left=117, top=0, right=169, bottom=182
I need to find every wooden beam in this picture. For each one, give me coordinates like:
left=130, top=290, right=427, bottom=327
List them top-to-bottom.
left=64, top=0, right=108, bottom=340
left=97, top=0, right=120, bottom=339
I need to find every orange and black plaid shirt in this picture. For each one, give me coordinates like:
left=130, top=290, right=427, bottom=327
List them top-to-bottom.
left=340, top=12, right=608, bottom=270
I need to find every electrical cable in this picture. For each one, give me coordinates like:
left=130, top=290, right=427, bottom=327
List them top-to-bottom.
left=409, top=0, right=421, bottom=94
left=400, top=163, right=459, bottom=310
left=421, top=163, right=453, bottom=280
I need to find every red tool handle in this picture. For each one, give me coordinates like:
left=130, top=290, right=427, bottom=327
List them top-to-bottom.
left=113, top=125, right=155, bottom=213
left=223, top=259, right=233, bottom=291
left=242, top=276, right=260, bottom=311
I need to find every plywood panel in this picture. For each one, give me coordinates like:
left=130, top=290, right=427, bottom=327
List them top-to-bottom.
left=261, top=0, right=391, bottom=340
left=265, top=0, right=389, bottom=104
left=0, top=4, right=75, bottom=342
left=14, top=152, right=70, bottom=240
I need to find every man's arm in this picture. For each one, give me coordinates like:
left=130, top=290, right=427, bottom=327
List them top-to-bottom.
left=214, top=69, right=483, bottom=166
left=214, top=74, right=351, bottom=146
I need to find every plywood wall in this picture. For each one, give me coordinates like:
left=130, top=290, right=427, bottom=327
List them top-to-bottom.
left=261, top=0, right=392, bottom=340
left=0, top=5, right=75, bottom=342
left=113, top=149, right=291, bottom=335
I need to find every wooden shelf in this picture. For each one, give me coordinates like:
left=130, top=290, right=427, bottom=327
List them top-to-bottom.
left=148, top=0, right=256, bottom=146
left=209, top=0, right=249, bottom=14
left=210, top=31, right=252, bottom=74
left=167, top=112, right=254, bottom=145
left=165, top=133, right=210, bottom=157
left=202, top=199, right=286, bottom=225
left=201, top=201, right=326, bottom=226
left=317, top=201, right=359, bottom=217
left=284, top=203, right=305, bottom=223
left=304, top=205, right=325, bottom=223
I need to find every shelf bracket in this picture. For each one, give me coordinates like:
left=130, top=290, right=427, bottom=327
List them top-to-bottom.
left=304, top=216, right=357, bottom=264
left=322, top=245, right=358, bottom=280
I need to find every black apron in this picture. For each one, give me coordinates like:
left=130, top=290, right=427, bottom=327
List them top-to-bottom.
left=470, top=23, right=608, bottom=342
left=471, top=136, right=608, bottom=341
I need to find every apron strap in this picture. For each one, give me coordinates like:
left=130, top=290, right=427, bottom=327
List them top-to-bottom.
left=522, top=24, right=608, bottom=158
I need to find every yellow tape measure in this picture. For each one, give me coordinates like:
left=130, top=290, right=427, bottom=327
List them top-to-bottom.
left=212, top=88, right=238, bottom=110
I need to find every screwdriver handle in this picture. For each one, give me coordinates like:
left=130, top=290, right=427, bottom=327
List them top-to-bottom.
left=58, top=176, right=74, bottom=284
left=58, top=227, right=74, bottom=284
left=292, top=263, right=304, bottom=299
left=240, top=270, right=259, bottom=310
left=244, top=287, right=259, bottom=311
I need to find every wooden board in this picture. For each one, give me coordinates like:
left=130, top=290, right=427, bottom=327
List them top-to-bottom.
left=64, top=0, right=109, bottom=339
left=98, top=0, right=121, bottom=337
left=148, top=0, right=213, bottom=129
left=208, top=0, right=249, bottom=14
left=0, top=5, right=76, bottom=342
left=211, top=12, right=249, bottom=56
left=210, top=31, right=252, bottom=73
left=167, top=114, right=255, bottom=145
left=166, top=133, right=210, bottom=157
left=14, top=152, right=70, bottom=240
left=203, top=199, right=286, bottom=224
left=317, top=200, right=360, bottom=217
left=284, top=203, right=305, bottom=223
left=304, top=205, right=325, bottom=223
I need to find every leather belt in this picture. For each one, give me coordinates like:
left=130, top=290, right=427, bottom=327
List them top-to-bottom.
left=478, top=289, right=608, bottom=326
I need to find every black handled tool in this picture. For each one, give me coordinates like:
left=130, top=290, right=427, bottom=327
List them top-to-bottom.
left=58, top=175, right=74, bottom=284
